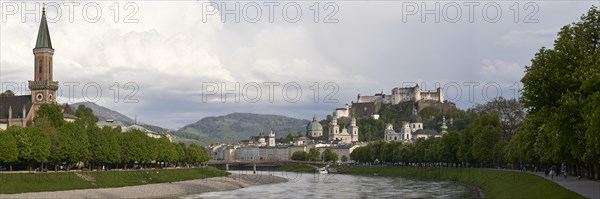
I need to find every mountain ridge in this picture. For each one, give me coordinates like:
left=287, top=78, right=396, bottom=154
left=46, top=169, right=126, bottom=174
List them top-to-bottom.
left=174, top=112, right=310, bottom=145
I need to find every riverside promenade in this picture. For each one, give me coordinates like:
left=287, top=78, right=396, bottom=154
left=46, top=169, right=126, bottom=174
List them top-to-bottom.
left=533, top=172, right=600, bottom=199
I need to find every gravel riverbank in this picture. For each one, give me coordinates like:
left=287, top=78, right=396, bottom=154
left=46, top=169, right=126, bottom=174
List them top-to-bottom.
left=0, top=173, right=288, bottom=199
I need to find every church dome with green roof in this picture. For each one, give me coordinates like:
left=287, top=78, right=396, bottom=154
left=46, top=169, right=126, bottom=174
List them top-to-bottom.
left=306, top=114, right=323, bottom=137
left=306, top=115, right=323, bottom=131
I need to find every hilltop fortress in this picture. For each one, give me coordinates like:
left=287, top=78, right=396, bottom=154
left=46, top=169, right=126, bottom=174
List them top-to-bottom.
left=343, top=84, right=454, bottom=118
left=357, top=84, right=444, bottom=104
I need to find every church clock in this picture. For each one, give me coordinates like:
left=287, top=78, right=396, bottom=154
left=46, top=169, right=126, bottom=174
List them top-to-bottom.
left=36, top=93, right=44, bottom=102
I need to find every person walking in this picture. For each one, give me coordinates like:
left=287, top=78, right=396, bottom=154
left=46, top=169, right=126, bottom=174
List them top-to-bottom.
left=562, top=163, right=567, bottom=179
left=550, top=165, right=556, bottom=180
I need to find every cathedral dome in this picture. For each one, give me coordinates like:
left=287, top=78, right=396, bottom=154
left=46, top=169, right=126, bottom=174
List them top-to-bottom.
left=306, top=115, right=323, bottom=132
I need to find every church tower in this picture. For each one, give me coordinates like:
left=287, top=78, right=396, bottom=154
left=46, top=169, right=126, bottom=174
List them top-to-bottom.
left=28, top=6, right=58, bottom=107
left=329, top=111, right=340, bottom=141
left=349, top=116, right=359, bottom=142
left=441, top=116, right=448, bottom=134
left=268, top=128, right=276, bottom=147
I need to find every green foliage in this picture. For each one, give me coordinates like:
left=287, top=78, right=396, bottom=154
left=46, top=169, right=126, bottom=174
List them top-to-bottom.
left=519, top=6, right=600, bottom=166
left=0, top=90, right=15, bottom=97
left=472, top=97, right=524, bottom=141
left=379, top=102, right=414, bottom=125
left=62, top=103, right=75, bottom=114
left=35, top=104, right=64, bottom=128
left=75, top=105, right=99, bottom=128
left=419, top=107, right=441, bottom=130
left=350, top=114, right=503, bottom=165
left=470, top=114, right=503, bottom=163
left=356, top=117, right=385, bottom=142
left=58, top=122, right=89, bottom=164
left=89, top=126, right=121, bottom=165
left=457, top=126, right=474, bottom=163
left=9, top=127, right=51, bottom=164
left=119, top=130, right=147, bottom=164
left=0, top=131, right=19, bottom=163
left=279, top=133, right=294, bottom=144
left=157, top=136, right=178, bottom=164
left=175, top=143, right=186, bottom=163
left=186, top=143, right=210, bottom=163
left=350, top=145, right=369, bottom=162
left=307, top=147, right=321, bottom=161
left=322, top=148, right=338, bottom=162
left=291, top=151, right=308, bottom=161
left=341, top=155, right=349, bottom=162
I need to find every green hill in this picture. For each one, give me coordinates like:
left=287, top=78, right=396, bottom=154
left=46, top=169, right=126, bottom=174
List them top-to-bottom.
left=174, top=113, right=310, bottom=145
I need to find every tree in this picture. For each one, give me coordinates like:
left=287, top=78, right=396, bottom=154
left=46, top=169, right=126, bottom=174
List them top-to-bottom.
left=520, top=6, right=600, bottom=177
left=0, top=90, right=15, bottom=97
left=472, top=97, right=524, bottom=141
left=63, top=103, right=75, bottom=114
left=35, top=104, right=64, bottom=128
left=75, top=105, right=98, bottom=128
left=469, top=114, right=503, bottom=164
left=356, top=117, right=385, bottom=142
left=58, top=122, right=90, bottom=167
left=88, top=126, right=120, bottom=169
left=457, top=126, right=474, bottom=164
left=10, top=127, right=51, bottom=171
left=104, top=127, right=122, bottom=165
left=0, top=131, right=18, bottom=170
left=119, top=131, right=146, bottom=168
left=438, top=131, right=460, bottom=163
left=279, top=133, right=294, bottom=143
left=141, top=135, right=159, bottom=163
left=157, top=136, right=177, bottom=166
left=175, top=143, right=186, bottom=166
left=186, top=143, right=210, bottom=163
left=350, top=145, right=377, bottom=163
left=307, top=147, right=321, bottom=161
left=322, top=149, right=338, bottom=163
left=291, top=151, right=308, bottom=161
left=341, top=155, right=349, bottom=162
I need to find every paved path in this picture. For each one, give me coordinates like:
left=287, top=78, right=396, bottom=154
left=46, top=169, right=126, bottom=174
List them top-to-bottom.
left=532, top=172, right=600, bottom=199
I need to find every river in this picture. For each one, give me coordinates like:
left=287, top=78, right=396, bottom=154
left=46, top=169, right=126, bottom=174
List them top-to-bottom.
left=183, top=170, right=471, bottom=199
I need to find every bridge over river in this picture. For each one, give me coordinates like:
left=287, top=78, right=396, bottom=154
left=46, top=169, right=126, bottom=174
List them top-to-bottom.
left=205, top=160, right=329, bottom=172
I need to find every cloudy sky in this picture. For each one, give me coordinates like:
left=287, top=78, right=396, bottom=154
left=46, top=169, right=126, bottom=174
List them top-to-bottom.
left=1, top=0, right=598, bottom=129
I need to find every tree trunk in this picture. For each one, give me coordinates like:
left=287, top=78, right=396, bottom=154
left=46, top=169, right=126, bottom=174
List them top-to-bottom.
left=9, top=164, right=12, bottom=171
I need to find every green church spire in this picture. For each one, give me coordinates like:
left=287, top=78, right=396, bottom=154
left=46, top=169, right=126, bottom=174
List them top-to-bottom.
left=35, top=5, right=52, bottom=49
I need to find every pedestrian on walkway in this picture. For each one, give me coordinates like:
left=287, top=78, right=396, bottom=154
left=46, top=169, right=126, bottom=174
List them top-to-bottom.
left=561, top=163, right=567, bottom=179
left=550, top=165, right=556, bottom=180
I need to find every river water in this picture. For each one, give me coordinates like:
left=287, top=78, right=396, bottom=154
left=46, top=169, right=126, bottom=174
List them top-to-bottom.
left=184, top=170, right=471, bottom=199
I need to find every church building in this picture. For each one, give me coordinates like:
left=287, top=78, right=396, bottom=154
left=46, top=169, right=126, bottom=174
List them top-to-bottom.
left=0, top=7, right=60, bottom=130
left=384, top=107, right=446, bottom=142
left=328, top=113, right=359, bottom=144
